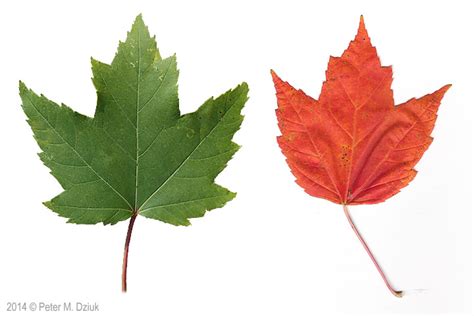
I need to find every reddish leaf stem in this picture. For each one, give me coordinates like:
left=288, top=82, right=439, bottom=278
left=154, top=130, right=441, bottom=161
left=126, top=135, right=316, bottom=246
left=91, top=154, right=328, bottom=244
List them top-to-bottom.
left=342, top=204, right=403, bottom=298
left=122, top=211, right=138, bottom=293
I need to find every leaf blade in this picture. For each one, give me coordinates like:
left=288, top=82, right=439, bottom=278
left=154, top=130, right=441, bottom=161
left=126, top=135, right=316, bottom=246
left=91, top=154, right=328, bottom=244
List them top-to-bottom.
left=21, top=15, right=247, bottom=226
left=273, top=17, right=450, bottom=205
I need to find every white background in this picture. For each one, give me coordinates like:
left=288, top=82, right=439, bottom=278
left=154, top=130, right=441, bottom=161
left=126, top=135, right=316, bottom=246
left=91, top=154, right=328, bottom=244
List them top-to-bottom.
left=0, top=0, right=472, bottom=315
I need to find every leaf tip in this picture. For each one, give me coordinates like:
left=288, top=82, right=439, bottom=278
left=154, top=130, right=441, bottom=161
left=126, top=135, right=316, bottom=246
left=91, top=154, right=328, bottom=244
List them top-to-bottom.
left=131, top=13, right=147, bottom=32
left=134, top=13, right=144, bottom=23
left=356, top=15, right=369, bottom=41
left=270, top=69, right=281, bottom=84
left=19, top=80, right=27, bottom=93
left=239, top=81, right=249, bottom=94
left=443, top=83, right=452, bottom=90
left=435, top=84, right=452, bottom=99
left=228, top=191, right=237, bottom=202
left=42, top=201, right=53, bottom=210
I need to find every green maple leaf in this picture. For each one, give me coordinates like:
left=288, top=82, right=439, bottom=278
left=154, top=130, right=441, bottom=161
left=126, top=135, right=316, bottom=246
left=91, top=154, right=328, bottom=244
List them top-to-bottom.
left=19, top=14, right=248, bottom=291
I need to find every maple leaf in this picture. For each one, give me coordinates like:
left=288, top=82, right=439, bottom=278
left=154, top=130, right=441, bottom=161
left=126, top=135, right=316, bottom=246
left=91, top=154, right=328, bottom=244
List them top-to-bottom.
left=20, top=15, right=248, bottom=292
left=271, top=16, right=450, bottom=297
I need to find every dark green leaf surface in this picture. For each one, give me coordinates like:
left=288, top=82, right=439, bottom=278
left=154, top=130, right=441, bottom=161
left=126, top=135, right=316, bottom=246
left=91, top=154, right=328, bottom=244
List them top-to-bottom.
left=20, top=15, right=247, bottom=226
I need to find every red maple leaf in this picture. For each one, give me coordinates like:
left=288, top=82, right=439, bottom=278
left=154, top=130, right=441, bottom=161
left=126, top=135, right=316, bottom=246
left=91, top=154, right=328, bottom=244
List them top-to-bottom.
left=272, top=16, right=450, bottom=297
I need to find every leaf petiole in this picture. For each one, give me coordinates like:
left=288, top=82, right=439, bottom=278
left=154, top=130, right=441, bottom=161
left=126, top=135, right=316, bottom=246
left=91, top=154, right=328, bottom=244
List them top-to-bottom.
left=342, top=205, right=403, bottom=298
left=122, top=210, right=138, bottom=292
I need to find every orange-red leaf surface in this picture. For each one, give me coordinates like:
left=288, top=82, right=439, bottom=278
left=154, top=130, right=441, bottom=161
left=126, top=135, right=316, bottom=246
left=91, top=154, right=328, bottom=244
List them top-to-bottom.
left=272, top=17, right=450, bottom=205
